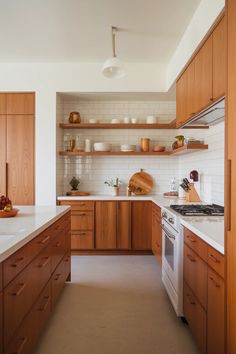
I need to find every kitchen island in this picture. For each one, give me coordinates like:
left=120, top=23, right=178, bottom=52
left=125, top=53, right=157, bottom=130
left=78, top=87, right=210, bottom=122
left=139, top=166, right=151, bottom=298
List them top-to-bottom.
left=0, top=205, right=71, bottom=354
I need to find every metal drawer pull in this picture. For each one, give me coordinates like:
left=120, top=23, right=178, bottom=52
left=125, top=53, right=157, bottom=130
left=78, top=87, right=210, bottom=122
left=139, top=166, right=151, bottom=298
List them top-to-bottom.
left=77, top=203, right=85, bottom=206
left=77, top=213, right=86, bottom=216
left=77, top=232, right=86, bottom=236
left=39, top=235, right=50, bottom=244
left=187, top=235, right=196, bottom=243
left=187, top=254, right=196, bottom=262
left=209, top=254, right=219, bottom=263
left=11, top=257, right=25, bottom=268
left=38, top=257, right=50, bottom=268
left=54, top=273, right=61, bottom=281
left=209, top=276, right=220, bottom=288
left=11, top=283, right=26, bottom=296
left=186, top=294, right=195, bottom=305
left=39, top=296, right=50, bottom=311
left=13, top=337, right=28, bottom=354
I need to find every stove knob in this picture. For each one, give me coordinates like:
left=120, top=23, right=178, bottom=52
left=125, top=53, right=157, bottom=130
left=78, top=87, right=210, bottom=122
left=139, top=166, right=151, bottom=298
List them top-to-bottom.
left=162, top=211, right=167, bottom=219
left=168, top=217, right=174, bottom=224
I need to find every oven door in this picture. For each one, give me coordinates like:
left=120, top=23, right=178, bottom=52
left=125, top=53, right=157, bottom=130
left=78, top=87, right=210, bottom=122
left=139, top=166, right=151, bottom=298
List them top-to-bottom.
left=162, top=222, right=179, bottom=292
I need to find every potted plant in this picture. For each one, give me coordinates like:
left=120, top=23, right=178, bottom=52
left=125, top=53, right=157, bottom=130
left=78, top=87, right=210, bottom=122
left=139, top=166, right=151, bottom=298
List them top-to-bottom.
left=104, top=177, right=122, bottom=196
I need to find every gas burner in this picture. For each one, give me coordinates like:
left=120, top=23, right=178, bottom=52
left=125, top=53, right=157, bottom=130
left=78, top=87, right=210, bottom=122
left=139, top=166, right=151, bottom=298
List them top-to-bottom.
left=170, top=204, right=224, bottom=216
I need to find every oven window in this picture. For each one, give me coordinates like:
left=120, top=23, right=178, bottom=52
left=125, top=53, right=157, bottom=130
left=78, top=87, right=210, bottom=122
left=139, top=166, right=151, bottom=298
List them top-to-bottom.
left=165, top=235, right=174, bottom=270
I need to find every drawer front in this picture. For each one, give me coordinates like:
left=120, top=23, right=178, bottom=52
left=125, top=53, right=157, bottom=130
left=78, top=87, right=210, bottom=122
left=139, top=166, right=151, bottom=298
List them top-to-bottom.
left=60, top=200, right=94, bottom=211
left=71, top=211, right=94, bottom=230
left=184, top=227, right=208, bottom=261
left=71, top=231, right=94, bottom=250
left=50, top=232, right=70, bottom=273
left=184, top=244, right=207, bottom=309
left=207, top=246, right=224, bottom=278
left=4, top=251, right=51, bottom=346
left=51, top=254, right=70, bottom=306
left=0, top=263, right=2, bottom=292
left=5, top=282, right=51, bottom=354
left=183, top=282, right=207, bottom=354
left=0, top=292, right=2, bottom=354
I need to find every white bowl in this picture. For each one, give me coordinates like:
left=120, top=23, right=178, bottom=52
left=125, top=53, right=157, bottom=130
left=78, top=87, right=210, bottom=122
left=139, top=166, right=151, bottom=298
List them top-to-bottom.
left=146, top=116, right=157, bottom=124
left=111, top=119, right=121, bottom=124
left=94, top=142, right=112, bottom=152
left=120, top=144, right=136, bottom=152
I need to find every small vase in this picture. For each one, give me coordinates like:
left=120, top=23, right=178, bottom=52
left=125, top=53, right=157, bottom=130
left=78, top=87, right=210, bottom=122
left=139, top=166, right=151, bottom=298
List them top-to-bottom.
left=112, top=186, right=120, bottom=196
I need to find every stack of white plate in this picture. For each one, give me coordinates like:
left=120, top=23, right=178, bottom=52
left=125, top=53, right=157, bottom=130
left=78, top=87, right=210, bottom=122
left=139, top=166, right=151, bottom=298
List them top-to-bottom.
left=94, top=142, right=112, bottom=152
left=120, top=144, right=136, bottom=152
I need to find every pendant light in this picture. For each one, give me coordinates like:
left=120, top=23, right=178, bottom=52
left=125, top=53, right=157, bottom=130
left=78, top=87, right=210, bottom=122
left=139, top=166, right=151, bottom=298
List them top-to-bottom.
left=102, top=26, right=126, bottom=79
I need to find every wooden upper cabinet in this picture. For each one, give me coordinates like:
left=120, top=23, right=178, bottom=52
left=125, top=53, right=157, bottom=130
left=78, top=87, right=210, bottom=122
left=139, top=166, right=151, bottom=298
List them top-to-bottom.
left=213, top=16, right=226, bottom=100
left=194, top=35, right=213, bottom=112
left=176, top=70, right=187, bottom=127
left=6, top=93, right=35, bottom=115
left=0, top=94, right=6, bottom=114
left=0, top=115, right=6, bottom=196
left=6, top=115, right=34, bottom=204
left=95, top=201, right=117, bottom=249
left=117, top=201, right=131, bottom=249
left=131, top=201, right=152, bottom=250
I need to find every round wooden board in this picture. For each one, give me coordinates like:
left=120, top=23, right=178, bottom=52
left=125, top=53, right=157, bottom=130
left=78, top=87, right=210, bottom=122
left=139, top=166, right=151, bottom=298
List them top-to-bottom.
left=129, top=170, right=153, bottom=195
left=66, top=191, right=90, bottom=196
left=0, top=208, right=19, bottom=218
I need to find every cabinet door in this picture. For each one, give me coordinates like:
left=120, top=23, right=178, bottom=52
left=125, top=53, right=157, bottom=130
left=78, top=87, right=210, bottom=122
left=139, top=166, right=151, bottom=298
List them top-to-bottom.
left=213, top=16, right=226, bottom=100
left=194, top=36, right=213, bottom=112
left=176, top=71, right=187, bottom=127
left=0, top=93, right=6, bottom=114
left=6, top=93, right=35, bottom=115
left=0, top=115, right=6, bottom=196
left=6, top=115, right=34, bottom=204
left=95, top=201, right=117, bottom=249
left=117, top=201, right=131, bottom=249
left=131, top=201, right=152, bottom=250
left=152, top=204, right=162, bottom=265
left=71, top=211, right=93, bottom=231
left=71, top=231, right=94, bottom=250
left=207, top=268, right=225, bottom=354
left=0, top=292, right=2, bottom=354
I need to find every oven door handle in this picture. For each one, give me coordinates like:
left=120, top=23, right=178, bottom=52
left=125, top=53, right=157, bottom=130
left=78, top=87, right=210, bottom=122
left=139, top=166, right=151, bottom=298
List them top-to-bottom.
left=162, top=225, right=176, bottom=240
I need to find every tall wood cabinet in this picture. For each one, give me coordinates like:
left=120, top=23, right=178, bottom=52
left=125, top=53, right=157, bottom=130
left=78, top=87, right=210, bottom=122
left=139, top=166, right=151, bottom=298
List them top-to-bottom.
left=0, top=93, right=35, bottom=205
left=131, top=201, right=152, bottom=250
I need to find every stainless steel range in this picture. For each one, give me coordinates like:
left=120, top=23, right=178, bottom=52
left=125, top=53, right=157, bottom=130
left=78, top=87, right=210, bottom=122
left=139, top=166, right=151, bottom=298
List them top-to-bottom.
left=161, top=203, right=224, bottom=317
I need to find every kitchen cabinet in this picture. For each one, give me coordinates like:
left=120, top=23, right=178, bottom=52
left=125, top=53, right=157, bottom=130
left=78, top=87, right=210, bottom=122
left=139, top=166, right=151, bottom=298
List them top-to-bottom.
left=176, top=15, right=226, bottom=128
left=0, top=92, right=35, bottom=205
left=95, top=201, right=117, bottom=249
left=117, top=201, right=131, bottom=249
left=132, top=201, right=152, bottom=250
left=152, top=204, right=162, bottom=265
left=1, top=211, right=70, bottom=353
left=183, top=227, right=225, bottom=354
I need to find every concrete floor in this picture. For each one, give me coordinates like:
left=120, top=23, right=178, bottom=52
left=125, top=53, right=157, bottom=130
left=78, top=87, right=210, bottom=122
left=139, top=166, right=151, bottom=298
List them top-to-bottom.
left=34, top=255, right=200, bottom=354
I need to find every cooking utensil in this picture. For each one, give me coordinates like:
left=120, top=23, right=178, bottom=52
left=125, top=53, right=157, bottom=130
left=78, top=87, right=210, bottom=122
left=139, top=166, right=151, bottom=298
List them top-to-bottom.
left=128, top=169, right=153, bottom=195
left=183, top=178, right=190, bottom=186
left=180, top=183, right=189, bottom=192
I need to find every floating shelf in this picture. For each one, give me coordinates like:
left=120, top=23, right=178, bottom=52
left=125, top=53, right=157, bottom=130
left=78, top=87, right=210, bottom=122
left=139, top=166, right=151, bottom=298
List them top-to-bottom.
left=59, top=144, right=208, bottom=157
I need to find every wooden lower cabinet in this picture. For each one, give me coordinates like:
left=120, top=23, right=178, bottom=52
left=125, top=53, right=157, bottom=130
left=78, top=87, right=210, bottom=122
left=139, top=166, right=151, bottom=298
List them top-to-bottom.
left=95, top=201, right=117, bottom=249
left=117, top=201, right=131, bottom=249
left=132, top=201, right=152, bottom=250
left=152, top=204, right=162, bottom=265
left=1, top=211, right=71, bottom=353
left=183, top=227, right=225, bottom=354
left=0, top=292, right=2, bottom=354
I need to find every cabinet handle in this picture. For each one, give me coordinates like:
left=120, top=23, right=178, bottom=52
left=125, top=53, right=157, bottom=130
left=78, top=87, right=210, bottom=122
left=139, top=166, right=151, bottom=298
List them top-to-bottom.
left=227, top=159, right=232, bottom=231
left=77, top=203, right=85, bottom=207
left=77, top=213, right=86, bottom=216
left=77, top=232, right=86, bottom=236
left=39, top=235, right=50, bottom=244
left=187, top=235, right=196, bottom=243
left=55, top=241, right=62, bottom=247
left=187, top=254, right=196, bottom=262
left=208, top=254, right=219, bottom=263
left=11, top=257, right=25, bottom=268
left=37, top=257, right=50, bottom=268
left=54, top=273, right=61, bottom=281
left=209, top=276, right=220, bottom=288
left=11, top=283, right=26, bottom=296
left=186, top=294, right=195, bottom=305
left=39, top=295, right=50, bottom=311
left=13, top=337, right=28, bottom=354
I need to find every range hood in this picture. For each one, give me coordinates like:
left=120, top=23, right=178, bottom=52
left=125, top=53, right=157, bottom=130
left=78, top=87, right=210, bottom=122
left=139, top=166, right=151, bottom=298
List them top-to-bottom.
left=184, top=98, right=225, bottom=127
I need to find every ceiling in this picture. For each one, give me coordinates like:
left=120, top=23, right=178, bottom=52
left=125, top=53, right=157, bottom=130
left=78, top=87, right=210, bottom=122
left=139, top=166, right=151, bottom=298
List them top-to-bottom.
left=0, top=0, right=201, bottom=63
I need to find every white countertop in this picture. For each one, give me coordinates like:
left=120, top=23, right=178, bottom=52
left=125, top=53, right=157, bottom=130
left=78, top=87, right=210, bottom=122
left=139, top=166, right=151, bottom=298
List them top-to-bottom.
left=58, top=194, right=224, bottom=254
left=0, top=205, right=70, bottom=263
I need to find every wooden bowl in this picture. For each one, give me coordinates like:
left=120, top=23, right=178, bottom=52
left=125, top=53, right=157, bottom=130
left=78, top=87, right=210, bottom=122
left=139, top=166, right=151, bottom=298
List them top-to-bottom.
left=152, top=145, right=165, bottom=152
left=0, top=208, right=19, bottom=218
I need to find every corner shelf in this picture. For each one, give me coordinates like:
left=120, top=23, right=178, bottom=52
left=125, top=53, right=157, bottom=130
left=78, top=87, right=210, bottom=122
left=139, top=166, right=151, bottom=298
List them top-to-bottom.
left=59, top=144, right=208, bottom=157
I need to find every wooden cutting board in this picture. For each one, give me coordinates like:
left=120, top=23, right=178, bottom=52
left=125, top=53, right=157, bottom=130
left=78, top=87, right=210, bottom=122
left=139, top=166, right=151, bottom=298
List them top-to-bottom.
left=128, top=169, right=153, bottom=195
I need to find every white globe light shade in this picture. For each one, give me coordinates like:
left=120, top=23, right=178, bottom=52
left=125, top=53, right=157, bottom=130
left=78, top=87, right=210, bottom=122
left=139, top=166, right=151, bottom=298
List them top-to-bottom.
left=102, top=57, right=126, bottom=78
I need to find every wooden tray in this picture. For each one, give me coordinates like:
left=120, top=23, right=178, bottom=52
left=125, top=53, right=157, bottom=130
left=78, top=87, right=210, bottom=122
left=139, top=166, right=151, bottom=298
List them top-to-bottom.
left=128, top=169, right=153, bottom=195
left=66, top=191, right=90, bottom=196
left=0, top=208, right=19, bottom=218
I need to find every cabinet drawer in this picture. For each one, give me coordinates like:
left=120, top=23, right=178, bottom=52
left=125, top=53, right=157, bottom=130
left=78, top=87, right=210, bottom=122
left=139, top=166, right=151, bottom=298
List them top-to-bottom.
left=6, top=93, right=35, bottom=115
left=60, top=200, right=94, bottom=211
left=71, top=211, right=94, bottom=230
left=184, top=227, right=208, bottom=261
left=50, top=231, right=70, bottom=273
left=71, top=231, right=94, bottom=250
left=184, top=244, right=207, bottom=309
left=207, top=246, right=224, bottom=278
left=4, top=251, right=51, bottom=346
left=51, top=253, right=70, bottom=306
left=0, top=263, right=2, bottom=292
left=5, top=281, right=51, bottom=354
left=183, top=282, right=206, bottom=354
left=0, top=292, right=3, bottom=354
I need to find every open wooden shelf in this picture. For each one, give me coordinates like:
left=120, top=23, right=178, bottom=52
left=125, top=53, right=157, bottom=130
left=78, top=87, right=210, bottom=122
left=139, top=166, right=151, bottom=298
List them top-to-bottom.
left=59, top=144, right=208, bottom=157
